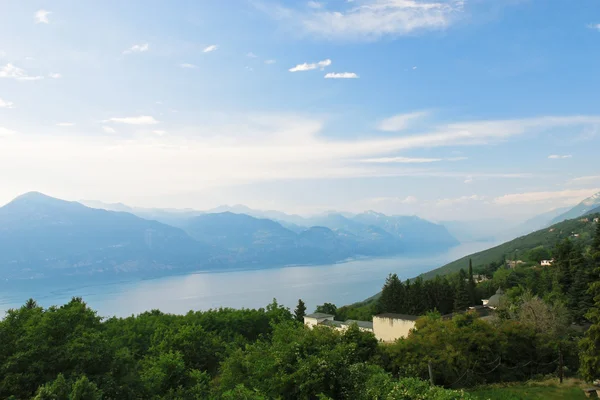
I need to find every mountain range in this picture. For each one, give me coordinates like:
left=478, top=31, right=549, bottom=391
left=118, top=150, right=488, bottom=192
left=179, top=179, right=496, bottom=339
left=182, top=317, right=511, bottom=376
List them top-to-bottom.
left=0, top=192, right=459, bottom=281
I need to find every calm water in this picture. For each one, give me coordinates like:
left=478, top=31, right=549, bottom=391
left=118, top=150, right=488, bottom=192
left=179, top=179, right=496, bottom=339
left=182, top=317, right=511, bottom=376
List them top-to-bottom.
left=0, top=242, right=493, bottom=318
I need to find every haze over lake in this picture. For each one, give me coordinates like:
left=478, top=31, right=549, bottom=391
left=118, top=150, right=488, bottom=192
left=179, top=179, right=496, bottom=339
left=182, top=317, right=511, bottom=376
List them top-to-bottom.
left=0, top=242, right=492, bottom=317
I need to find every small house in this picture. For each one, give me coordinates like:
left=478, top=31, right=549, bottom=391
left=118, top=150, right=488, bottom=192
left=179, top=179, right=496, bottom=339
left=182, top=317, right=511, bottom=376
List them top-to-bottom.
left=541, top=259, right=553, bottom=267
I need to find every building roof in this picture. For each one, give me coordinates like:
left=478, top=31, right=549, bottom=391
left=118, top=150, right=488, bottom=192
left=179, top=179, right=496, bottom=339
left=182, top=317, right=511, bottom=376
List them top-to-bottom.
left=487, top=288, right=506, bottom=308
left=305, top=313, right=334, bottom=319
left=374, top=313, right=420, bottom=321
left=321, top=319, right=345, bottom=328
left=344, top=320, right=374, bottom=330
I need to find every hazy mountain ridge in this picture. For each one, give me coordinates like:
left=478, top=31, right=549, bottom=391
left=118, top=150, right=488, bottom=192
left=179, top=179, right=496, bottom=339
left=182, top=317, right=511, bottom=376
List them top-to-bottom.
left=550, top=191, right=600, bottom=225
left=1, top=193, right=459, bottom=280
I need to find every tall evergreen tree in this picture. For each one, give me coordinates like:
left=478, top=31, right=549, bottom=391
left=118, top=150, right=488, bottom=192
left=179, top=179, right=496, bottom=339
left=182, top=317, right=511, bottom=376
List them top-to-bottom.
left=580, top=223, right=600, bottom=381
left=467, top=259, right=477, bottom=306
left=453, top=269, right=471, bottom=312
left=377, top=274, right=405, bottom=314
left=294, top=299, right=307, bottom=322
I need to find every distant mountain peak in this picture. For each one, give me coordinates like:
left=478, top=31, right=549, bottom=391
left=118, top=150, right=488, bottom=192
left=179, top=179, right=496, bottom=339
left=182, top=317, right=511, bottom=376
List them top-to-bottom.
left=582, top=191, right=600, bottom=206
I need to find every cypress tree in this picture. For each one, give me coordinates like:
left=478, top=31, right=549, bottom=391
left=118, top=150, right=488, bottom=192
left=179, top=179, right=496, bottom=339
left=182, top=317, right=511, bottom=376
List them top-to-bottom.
left=453, top=269, right=471, bottom=312
left=294, top=299, right=307, bottom=322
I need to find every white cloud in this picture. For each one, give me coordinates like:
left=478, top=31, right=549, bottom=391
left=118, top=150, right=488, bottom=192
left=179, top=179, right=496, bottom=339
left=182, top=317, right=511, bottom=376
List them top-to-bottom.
left=264, top=0, right=465, bottom=41
left=307, top=1, right=323, bottom=8
left=35, top=10, right=51, bottom=24
left=587, top=23, right=600, bottom=31
left=123, top=43, right=149, bottom=54
left=203, top=45, right=218, bottom=53
left=247, top=52, right=258, bottom=58
left=265, top=59, right=277, bottom=64
left=289, top=59, right=331, bottom=72
left=180, top=63, right=197, bottom=69
left=0, top=64, right=44, bottom=81
left=412, top=66, right=418, bottom=70
left=48, top=72, right=62, bottom=79
left=324, top=72, right=358, bottom=79
left=0, top=97, right=14, bottom=108
left=378, top=111, right=430, bottom=131
left=0, top=113, right=597, bottom=204
left=107, top=116, right=159, bottom=125
left=56, top=122, right=75, bottom=127
left=102, top=126, right=117, bottom=134
left=0, top=127, right=16, bottom=136
left=152, top=130, right=167, bottom=136
left=548, top=154, right=572, bottom=159
left=360, top=156, right=467, bottom=163
left=569, top=175, right=600, bottom=185
left=464, top=176, right=473, bottom=184
left=494, top=188, right=600, bottom=205
left=369, top=195, right=418, bottom=205
left=437, top=195, right=485, bottom=207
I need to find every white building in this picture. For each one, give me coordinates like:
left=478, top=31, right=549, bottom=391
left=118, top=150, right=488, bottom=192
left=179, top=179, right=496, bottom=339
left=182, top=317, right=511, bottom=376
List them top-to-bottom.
left=541, top=259, right=553, bottom=266
left=304, top=313, right=416, bottom=342
left=372, top=314, right=418, bottom=342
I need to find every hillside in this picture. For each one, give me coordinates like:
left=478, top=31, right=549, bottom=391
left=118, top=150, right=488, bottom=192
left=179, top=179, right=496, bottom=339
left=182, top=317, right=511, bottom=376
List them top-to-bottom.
left=0, top=192, right=218, bottom=280
left=420, top=213, right=600, bottom=280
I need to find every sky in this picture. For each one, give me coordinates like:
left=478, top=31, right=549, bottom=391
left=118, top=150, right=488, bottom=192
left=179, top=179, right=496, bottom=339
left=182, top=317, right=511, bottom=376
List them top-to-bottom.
left=1, top=0, right=600, bottom=221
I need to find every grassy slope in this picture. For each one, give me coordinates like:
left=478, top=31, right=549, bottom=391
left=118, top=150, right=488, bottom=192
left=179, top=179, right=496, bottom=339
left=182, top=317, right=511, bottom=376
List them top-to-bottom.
left=420, top=214, right=599, bottom=280
left=469, top=378, right=589, bottom=400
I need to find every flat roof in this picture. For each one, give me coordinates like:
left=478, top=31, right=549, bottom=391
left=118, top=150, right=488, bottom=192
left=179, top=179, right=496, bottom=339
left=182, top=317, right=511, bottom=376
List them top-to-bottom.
left=305, top=313, right=334, bottom=319
left=374, top=313, right=420, bottom=321
left=322, top=319, right=345, bottom=327
left=344, top=320, right=374, bottom=330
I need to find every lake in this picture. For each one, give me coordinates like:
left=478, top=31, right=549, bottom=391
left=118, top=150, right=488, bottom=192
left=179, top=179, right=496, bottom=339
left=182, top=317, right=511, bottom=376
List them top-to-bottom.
left=0, top=242, right=493, bottom=318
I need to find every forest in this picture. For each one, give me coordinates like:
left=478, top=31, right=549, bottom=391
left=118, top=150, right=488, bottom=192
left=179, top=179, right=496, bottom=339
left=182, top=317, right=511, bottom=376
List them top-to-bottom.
left=0, top=223, right=598, bottom=399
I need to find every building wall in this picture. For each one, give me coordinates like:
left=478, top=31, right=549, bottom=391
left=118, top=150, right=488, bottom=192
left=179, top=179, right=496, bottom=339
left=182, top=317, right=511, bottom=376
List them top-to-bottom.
left=304, top=315, right=333, bottom=328
left=372, top=316, right=415, bottom=342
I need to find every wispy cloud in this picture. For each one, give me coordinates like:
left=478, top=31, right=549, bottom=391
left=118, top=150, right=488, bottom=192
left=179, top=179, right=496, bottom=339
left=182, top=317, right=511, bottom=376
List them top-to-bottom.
left=262, top=0, right=465, bottom=41
left=307, top=1, right=323, bottom=8
left=34, top=10, right=51, bottom=24
left=587, top=23, right=600, bottom=31
left=123, top=43, right=149, bottom=54
left=203, top=45, right=218, bottom=53
left=247, top=52, right=258, bottom=58
left=265, top=59, right=277, bottom=64
left=289, top=59, right=331, bottom=72
left=180, top=63, right=198, bottom=69
left=0, top=64, right=44, bottom=81
left=48, top=72, right=62, bottom=79
left=324, top=72, right=358, bottom=79
left=0, top=97, right=14, bottom=108
left=378, top=111, right=430, bottom=131
left=107, top=116, right=159, bottom=125
left=56, top=122, right=75, bottom=127
left=102, top=126, right=117, bottom=134
left=152, top=130, right=167, bottom=136
left=548, top=154, right=572, bottom=159
left=360, top=156, right=466, bottom=163
left=568, top=176, right=600, bottom=185
left=494, top=188, right=600, bottom=205
left=369, top=195, right=419, bottom=205
left=437, top=195, right=485, bottom=207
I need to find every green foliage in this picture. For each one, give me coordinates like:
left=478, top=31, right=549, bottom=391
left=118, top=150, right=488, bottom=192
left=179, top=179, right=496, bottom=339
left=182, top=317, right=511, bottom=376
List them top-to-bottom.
left=424, top=215, right=599, bottom=279
left=315, top=302, right=338, bottom=316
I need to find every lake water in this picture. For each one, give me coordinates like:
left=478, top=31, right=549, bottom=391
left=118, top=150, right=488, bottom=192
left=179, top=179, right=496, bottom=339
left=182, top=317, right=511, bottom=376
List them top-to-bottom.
left=0, top=242, right=493, bottom=318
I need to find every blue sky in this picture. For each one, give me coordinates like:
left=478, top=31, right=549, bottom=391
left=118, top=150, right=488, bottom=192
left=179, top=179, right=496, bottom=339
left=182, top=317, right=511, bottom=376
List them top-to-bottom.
left=1, top=0, right=599, bottom=221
